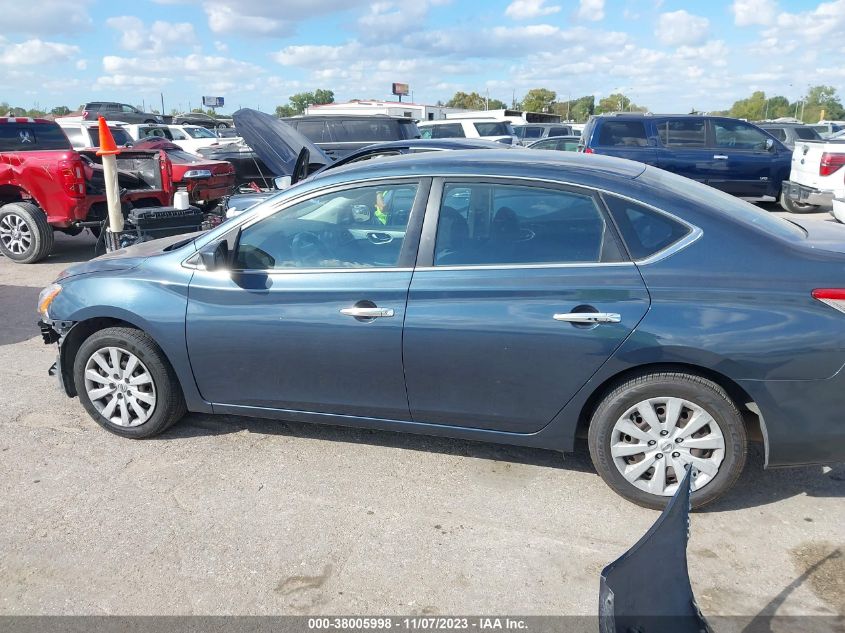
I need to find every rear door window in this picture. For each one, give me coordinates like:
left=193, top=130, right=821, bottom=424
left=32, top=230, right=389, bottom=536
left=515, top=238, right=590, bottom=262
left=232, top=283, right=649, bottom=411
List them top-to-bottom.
left=330, top=119, right=398, bottom=142
left=656, top=119, right=706, bottom=147
left=295, top=120, right=330, bottom=143
left=596, top=121, right=649, bottom=147
left=0, top=123, right=72, bottom=151
left=522, top=126, right=544, bottom=139
left=547, top=127, right=570, bottom=137
left=794, top=127, right=820, bottom=140
left=767, top=128, right=787, bottom=141
left=434, top=182, right=620, bottom=266
left=604, top=196, right=690, bottom=260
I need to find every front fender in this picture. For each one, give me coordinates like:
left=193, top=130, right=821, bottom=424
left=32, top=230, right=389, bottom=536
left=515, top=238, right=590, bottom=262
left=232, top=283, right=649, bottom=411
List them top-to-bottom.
left=49, top=263, right=211, bottom=413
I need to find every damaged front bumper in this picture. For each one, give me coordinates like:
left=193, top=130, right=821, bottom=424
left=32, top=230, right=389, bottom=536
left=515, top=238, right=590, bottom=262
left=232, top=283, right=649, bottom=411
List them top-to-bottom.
left=38, top=319, right=76, bottom=396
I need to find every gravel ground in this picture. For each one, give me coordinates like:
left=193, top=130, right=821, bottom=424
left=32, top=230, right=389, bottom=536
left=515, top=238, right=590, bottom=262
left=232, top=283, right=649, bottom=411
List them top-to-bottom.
left=0, top=216, right=842, bottom=624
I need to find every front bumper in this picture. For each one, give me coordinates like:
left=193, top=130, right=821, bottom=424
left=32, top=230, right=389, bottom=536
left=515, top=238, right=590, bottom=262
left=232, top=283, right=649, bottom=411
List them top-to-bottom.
left=782, top=180, right=835, bottom=207
left=38, top=319, right=75, bottom=397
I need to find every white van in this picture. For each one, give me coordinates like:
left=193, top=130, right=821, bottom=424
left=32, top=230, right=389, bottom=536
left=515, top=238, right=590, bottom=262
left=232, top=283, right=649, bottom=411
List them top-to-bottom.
left=417, top=119, right=517, bottom=145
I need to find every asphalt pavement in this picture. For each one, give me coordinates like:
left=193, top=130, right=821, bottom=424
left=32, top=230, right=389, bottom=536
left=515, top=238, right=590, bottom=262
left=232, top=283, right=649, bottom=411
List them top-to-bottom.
left=0, top=215, right=842, bottom=624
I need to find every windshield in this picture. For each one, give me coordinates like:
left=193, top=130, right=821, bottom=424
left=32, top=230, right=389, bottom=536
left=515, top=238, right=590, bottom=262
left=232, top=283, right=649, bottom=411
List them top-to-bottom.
left=474, top=121, right=512, bottom=136
left=140, top=126, right=173, bottom=140
left=185, top=127, right=216, bottom=139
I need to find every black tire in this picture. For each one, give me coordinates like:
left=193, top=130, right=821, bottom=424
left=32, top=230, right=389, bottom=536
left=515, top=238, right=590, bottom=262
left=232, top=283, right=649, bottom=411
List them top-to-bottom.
left=780, top=190, right=818, bottom=214
left=0, top=201, right=54, bottom=263
left=73, top=327, right=186, bottom=438
left=588, top=371, right=747, bottom=510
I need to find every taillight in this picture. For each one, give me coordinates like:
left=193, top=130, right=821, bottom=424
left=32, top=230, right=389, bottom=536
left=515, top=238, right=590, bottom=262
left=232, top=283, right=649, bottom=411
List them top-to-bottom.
left=81, top=110, right=90, bottom=121
left=583, top=147, right=594, bottom=154
left=819, top=152, right=845, bottom=177
left=58, top=157, right=85, bottom=198
left=812, top=289, right=845, bottom=314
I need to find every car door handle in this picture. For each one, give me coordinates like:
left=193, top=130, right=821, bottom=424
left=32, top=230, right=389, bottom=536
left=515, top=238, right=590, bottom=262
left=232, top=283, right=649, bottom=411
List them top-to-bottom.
left=713, top=154, right=729, bottom=160
left=340, top=307, right=395, bottom=318
left=553, top=312, right=621, bottom=324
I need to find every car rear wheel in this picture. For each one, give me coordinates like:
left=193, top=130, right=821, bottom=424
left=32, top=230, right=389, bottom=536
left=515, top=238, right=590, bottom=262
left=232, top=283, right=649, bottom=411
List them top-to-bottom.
left=780, top=191, right=818, bottom=214
left=0, top=202, right=54, bottom=263
left=73, top=327, right=186, bottom=438
left=588, top=371, right=747, bottom=510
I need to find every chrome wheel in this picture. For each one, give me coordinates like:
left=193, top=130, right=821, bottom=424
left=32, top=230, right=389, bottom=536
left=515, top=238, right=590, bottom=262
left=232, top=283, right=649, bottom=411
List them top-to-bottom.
left=0, top=213, right=32, bottom=255
left=83, top=347, right=156, bottom=427
left=610, top=397, right=725, bottom=496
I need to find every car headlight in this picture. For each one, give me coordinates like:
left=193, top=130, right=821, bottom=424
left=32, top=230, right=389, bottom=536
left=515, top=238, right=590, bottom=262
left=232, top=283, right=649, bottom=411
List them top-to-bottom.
left=183, top=169, right=213, bottom=179
left=37, top=283, right=62, bottom=319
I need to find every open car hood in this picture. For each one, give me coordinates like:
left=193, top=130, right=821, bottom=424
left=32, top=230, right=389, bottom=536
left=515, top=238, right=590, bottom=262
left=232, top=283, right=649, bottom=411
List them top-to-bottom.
left=232, top=108, right=330, bottom=177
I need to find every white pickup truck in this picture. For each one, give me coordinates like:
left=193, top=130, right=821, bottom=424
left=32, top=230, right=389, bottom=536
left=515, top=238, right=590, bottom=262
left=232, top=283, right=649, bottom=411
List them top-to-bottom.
left=781, top=138, right=845, bottom=220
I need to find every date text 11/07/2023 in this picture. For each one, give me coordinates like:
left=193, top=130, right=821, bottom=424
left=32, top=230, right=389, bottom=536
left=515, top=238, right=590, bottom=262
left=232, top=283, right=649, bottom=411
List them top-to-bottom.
left=307, top=618, right=529, bottom=630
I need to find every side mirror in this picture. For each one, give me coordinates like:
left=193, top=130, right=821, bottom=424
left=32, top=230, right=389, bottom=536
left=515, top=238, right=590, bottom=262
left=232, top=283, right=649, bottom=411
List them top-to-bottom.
left=765, top=138, right=775, bottom=151
left=274, top=175, right=292, bottom=190
left=199, top=240, right=230, bottom=272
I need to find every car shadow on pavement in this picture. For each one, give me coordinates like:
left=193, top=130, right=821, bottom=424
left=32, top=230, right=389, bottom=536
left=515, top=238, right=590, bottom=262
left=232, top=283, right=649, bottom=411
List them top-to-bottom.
left=45, top=231, right=100, bottom=264
left=163, top=412, right=597, bottom=473
left=704, top=443, right=845, bottom=513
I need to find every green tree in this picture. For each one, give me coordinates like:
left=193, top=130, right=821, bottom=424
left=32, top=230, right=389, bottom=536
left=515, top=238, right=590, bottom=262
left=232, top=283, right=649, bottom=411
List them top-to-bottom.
left=801, top=85, right=845, bottom=122
left=520, top=88, right=556, bottom=113
left=312, top=89, right=334, bottom=106
left=445, top=91, right=507, bottom=111
left=727, top=91, right=768, bottom=120
left=595, top=93, right=646, bottom=114
left=552, top=95, right=594, bottom=122
left=275, top=104, right=296, bottom=117
left=50, top=105, right=71, bottom=116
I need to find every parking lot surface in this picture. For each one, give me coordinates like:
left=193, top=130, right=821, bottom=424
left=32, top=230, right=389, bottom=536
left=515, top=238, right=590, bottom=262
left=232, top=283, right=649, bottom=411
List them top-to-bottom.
left=1, top=215, right=843, bottom=621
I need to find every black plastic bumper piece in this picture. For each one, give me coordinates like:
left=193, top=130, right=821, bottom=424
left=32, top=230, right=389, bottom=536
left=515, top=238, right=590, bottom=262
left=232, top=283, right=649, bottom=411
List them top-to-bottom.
left=38, top=320, right=60, bottom=345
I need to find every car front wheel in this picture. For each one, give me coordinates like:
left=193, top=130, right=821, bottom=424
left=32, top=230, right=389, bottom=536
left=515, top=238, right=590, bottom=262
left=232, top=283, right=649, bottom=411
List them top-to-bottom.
left=73, top=327, right=186, bottom=438
left=588, top=371, right=747, bottom=510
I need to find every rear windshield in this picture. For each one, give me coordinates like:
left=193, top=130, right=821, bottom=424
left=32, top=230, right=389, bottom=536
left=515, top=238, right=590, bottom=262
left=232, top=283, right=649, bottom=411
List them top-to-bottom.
left=474, top=122, right=511, bottom=136
left=0, top=123, right=72, bottom=151
left=139, top=126, right=173, bottom=140
left=87, top=127, right=134, bottom=147
left=185, top=127, right=216, bottom=139
left=794, top=127, right=821, bottom=140
left=640, top=167, right=806, bottom=241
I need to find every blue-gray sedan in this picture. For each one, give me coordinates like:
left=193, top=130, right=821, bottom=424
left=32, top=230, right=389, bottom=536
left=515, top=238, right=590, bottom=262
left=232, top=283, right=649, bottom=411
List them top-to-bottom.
left=37, top=150, right=845, bottom=508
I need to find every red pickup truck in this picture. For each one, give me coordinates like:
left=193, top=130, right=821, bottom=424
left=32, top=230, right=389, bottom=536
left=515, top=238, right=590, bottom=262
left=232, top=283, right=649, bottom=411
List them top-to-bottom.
left=0, top=117, right=173, bottom=263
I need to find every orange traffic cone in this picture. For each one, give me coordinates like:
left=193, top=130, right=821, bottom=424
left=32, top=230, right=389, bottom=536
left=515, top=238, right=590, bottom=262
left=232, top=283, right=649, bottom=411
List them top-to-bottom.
left=96, top=116, right=121, bottom=156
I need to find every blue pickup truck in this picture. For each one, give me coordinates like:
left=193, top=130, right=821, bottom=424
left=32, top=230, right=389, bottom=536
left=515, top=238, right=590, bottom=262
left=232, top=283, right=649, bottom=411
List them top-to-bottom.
left=580, top=114, right=791, bottom=198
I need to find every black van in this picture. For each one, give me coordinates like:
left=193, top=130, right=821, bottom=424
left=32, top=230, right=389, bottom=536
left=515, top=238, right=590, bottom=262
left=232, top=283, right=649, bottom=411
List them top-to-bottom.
left=580, top=114, right=792, bottom=198
left=282, top=115, right=420, bottom=160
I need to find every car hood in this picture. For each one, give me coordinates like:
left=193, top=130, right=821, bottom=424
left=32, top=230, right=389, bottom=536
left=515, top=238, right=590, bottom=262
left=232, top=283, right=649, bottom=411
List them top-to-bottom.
left=232, top=108, right=330, bottom=176
left=57, top=232, right=202, bottom=280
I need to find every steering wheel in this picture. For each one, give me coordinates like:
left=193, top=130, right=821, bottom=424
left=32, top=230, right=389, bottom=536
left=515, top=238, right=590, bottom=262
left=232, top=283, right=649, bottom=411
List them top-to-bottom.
left=291, top=231, right=331, bottom=266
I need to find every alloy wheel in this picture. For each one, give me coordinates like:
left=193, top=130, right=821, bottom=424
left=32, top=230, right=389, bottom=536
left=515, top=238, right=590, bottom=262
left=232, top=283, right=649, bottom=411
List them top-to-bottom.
left=0, top=213, right=33, bottom=255
left=83, top=347, right=157, bottom=427
left=610, top=397, right=725, bottom=496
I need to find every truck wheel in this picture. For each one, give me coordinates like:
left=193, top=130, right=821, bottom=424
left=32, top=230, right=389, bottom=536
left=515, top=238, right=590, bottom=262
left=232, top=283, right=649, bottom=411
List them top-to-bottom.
left=780, top=191, right=818, bottom=214
left=0, top=202, right=54, bottom=263
left=73, top=327, right=187, bottom=438
left=588, top=371, right=747, bottom=510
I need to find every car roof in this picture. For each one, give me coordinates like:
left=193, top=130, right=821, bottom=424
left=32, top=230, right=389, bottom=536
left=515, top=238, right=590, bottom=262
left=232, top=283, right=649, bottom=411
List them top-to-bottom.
left=284, top=115, right=414, bottom=122
left=356, top=138, right=507, bottom=151
left=310, top=148, right=646, bottom=185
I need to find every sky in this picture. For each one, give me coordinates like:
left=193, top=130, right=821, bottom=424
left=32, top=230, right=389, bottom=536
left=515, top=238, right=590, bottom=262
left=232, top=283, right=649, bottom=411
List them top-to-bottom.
left=0, top=0, right=843, bottom=115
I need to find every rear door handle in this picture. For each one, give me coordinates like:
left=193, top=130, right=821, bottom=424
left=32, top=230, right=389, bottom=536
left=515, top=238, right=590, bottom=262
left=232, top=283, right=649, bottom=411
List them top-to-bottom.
left=713, top=154, right=728, bottom=160
left=340, top=307, right=395, bottom=318
left=553, top=312, right=621, bottom=324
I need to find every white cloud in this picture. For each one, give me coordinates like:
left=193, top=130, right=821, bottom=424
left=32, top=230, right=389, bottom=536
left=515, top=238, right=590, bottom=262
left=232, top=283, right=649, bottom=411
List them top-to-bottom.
left=3, top=0, right=92, bottom=36
left=203, top=0, right=370, bottom=36
left=504, top=0, right=560, bottom=20
left=577, top=0, right=605, bottom=22
left=731, top=0, right=777, bottom=26
left=771, top=0, right=845, bottom=39
left=655, top=10, right=709, bottom=47
left=106, top=16, right=197, bottom=55
left=0, top=39, right=80, bottom=66
left=675, top=40, right=729, bottom=67
left=213, top=41, right=228, bottom=53
left=76, top=59, right=87, bottom=70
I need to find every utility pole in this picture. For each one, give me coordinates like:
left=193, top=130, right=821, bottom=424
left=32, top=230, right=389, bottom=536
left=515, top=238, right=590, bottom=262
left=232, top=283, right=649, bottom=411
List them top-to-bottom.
left=160, top=93, right=165, bottom=116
